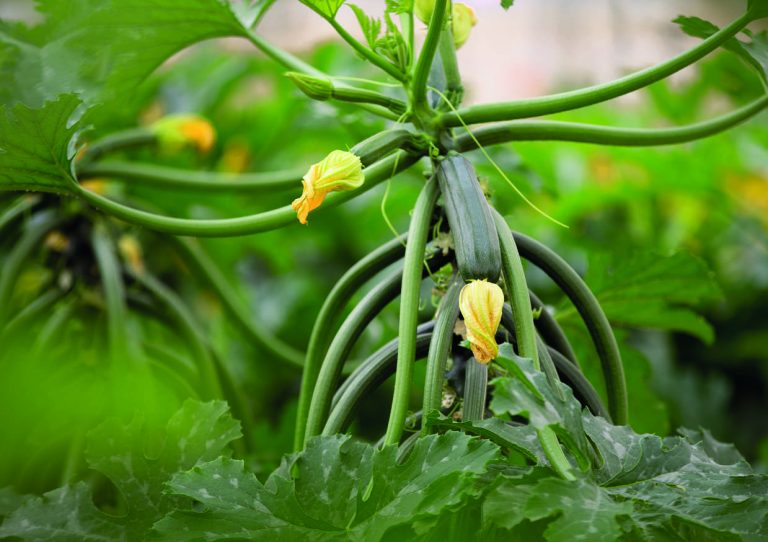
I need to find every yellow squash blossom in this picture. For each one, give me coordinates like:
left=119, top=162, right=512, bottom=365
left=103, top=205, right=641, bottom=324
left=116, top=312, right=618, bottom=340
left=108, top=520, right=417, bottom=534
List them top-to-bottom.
left=151, top=114, right=216, bottom=153
left=291, top=150, right=364, bottom=224
left=459, top=279, right=504, bottom=363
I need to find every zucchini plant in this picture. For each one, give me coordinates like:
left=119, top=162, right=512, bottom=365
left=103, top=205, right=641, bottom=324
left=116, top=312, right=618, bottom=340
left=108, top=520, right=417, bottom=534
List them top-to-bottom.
left=1, top=0, right=767, bottom=540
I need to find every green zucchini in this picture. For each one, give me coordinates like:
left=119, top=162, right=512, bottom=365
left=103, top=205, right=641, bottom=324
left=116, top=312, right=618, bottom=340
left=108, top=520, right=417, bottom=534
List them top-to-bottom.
left=437, top=153, right=501, bottom=282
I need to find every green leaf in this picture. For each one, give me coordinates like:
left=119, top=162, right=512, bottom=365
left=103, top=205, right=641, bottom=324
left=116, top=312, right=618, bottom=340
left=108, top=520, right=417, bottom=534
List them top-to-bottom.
left=0, top=0, right=248, bottom=109
left=300, top=0, right=346, bottom=19
left=386, top=0, right=413, bottom=14
left=500, top=0, right=515, bottom=9
left=749, top=0, right=768, bottom=19
left=349, top=4, right=382, bottom=49
left=675, top=15, right=768, bottom=82
left=0, top=94, right=83, bottom=194
left=563, top=252, right=721, bottom=343
left=491, top=344, right=591, bottom=467
left=0, top=400, right=241, bottom=541
left=424, top=411, right=545, bottom=463
left=584, top=413, right=768, bottom=539
left=157, top=432, right=501, bottom=541
left=484, top=476, right=632, bottom=541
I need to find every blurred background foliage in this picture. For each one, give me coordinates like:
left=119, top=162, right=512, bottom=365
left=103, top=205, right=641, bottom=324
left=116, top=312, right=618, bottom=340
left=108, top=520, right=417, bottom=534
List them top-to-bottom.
left=0, top=10, right=766, bottom=497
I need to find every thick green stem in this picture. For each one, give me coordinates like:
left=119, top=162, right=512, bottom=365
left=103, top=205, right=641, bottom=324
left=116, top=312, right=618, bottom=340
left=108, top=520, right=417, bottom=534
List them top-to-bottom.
left=412, top=0, right=448, bottom=119
left=439, top=12, right=754, bottom=126
left=329, top=85, right=408, bottom=116
left=455, top=94, right=768, bottom=149
left=79, top=128, right=156, bottom=165
left=70, top=151, right=419, bottom=237
left=78, top=162, right=305, bottom=193
left=384, top=177, right=440, bottom=446
left=0, top=196, right=38, bottom=233
left=493, top=210, right=538, bottom=367
left=493, top=210, right=575, bottom=478
left=0, top=212, right=60, bottom=326
left=91, top=224, right=132, bottom=363
left=512, top=230, right=628, bottom=425
left=295, top=235, right=407, bottom=450
left=169, top=237, right=305, bottom=368
left=304, top=265, right=404, bottom=444
left=132, top=271, right=224, bottom=401
left=421, top=279, right=461, bottom=434
left=0, top=288, right=64, bottom=344
left=530, top=291, right=580, bottom=369
left=325, top=331, right=433, bottom=435
left=548, top=346, right=609, bottom=420
left=463, top=359, right=488, bottom=422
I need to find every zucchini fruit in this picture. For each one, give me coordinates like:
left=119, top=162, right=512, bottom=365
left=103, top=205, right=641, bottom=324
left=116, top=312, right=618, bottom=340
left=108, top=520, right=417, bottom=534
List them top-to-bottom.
left=437, top=153, right=501, bottom=282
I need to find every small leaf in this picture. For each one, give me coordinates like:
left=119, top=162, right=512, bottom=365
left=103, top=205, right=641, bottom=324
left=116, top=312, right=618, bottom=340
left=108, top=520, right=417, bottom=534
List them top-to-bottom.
left=299, top=0, right=346, bottom=19
left=500, top=0, right=515, bottom=9
left=349, top=4, right=382, bottom=49
left=675, top=15, right=768, bottom=82
left=0, top=94, right=84, bottom=194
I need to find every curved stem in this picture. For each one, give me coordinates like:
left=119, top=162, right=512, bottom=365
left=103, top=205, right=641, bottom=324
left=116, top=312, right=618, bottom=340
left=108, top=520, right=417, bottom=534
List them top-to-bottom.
left=411, top=0, right=448, bottom=120
left=439, top=12, right=754, bottom=126
left=329, top=19, right=406, bottom=81
left=329, top=85, right=408, bottom=116
left=455, top=94, right=768, bottom=149
left=79, top=128, right=156, bottom=165
left=70, top=151, right=420, bottom=237
left=78, top=162, right=306, bottom=193
left=384, top=176, right=440, bottom=446
left=0, top=196, right=39, bottom=233
left=493, top=210, right=539, bottom=367
left=0, top=211, right=61, bottom=326
left=91, top=224, right=132, bottom=363
left=512, top=230, right=628, bottom=425
left=295, top=234, right=407, bottom=450
left=169, top=236, right=305, bottom=368
left=304, top=265, right=405, bottom=444
left=131, top=271, right=224, bottom=400
left=421, top=279, right=461, bottom=434
left=0, top=288, right=65, bottom=344
left=530, top=291, right=580, bottom=369
left=324, top=332, right=433, bottom=435
left=548, top=346, right=609, bottom=420
left=537, top=428, right=576, bottom=481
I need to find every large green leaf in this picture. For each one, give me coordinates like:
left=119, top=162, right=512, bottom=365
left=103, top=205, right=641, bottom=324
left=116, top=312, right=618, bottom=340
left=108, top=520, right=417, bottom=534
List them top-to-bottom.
left=0, top=0, right=248, bottom=109
left=0, top=94, right=83, bottom=194
left=561, top=252, right=721, bottom=343
left=0, top=400, right=241, bottom=541
left=157, top=431, right=501, bottom=541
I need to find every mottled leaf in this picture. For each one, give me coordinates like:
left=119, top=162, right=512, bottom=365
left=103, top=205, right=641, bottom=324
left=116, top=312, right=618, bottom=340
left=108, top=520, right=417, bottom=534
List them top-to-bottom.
left=157, top=432, right=500, bottom=541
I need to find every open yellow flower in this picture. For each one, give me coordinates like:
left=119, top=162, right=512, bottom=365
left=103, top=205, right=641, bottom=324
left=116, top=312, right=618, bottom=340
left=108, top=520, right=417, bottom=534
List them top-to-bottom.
left=151, top=114, right=216, bottom=153
left=291, top=150, right=364, bottom=224
left=459, top=279, right=504, bottom=363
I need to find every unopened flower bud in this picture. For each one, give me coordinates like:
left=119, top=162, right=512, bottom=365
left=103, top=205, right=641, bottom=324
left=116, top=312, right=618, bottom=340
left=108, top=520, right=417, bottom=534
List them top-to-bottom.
left=286, top=72, right=333, bottom=101
left=151, top=114, right=216, bottom=153
left=459, top=279, right=504, bottom=363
